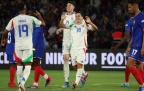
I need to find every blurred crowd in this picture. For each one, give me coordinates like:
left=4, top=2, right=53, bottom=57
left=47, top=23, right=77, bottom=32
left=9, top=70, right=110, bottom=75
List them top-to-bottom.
left=0, top=0, right=144, bottom=49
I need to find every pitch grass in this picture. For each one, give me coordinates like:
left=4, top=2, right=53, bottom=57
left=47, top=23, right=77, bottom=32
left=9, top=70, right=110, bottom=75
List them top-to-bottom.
left=0, top=70, right=139, bottom=91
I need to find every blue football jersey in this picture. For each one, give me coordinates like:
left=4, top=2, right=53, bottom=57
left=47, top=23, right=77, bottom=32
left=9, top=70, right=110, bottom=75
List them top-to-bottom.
left=132, top=12, right=144, bottom=47
left=33, top=26, right=45, bottom=48
left=6, top=28, right=15, bottom=54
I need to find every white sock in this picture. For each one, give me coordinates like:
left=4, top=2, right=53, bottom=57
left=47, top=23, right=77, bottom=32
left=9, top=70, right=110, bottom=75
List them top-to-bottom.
left=63, top=62, right=69, bottom=82
left=82, top=65, right=86, bottom=76
left=17, top=66, right=23, bottom=86
left=21, top=66, right=31, bottom=87
left=75, top=69, right=83, bottom=85
left=43, top=74, right=48, bottom=80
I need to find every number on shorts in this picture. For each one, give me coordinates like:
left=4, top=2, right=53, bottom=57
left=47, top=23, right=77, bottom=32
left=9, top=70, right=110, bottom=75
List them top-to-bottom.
left=18, top=24, right=28, bottom=37
left=7, top=32, right=11, bottom=43
left=132, top=49, right=137, bottom=55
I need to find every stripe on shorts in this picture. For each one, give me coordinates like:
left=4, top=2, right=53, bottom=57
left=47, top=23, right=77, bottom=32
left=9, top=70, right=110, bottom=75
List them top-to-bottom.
left=22, top=53, right=33, bottom=63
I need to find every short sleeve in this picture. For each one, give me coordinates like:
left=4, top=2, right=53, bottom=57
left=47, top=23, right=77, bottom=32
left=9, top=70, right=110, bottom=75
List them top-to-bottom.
left=139, top=14, right=144, bottom=29
left=31, top=16, right=42, bottom=26
left=6, top=19, right=13, bottom=31
left=125, top=21, right=130, bottom=31
left=86, top=24, right=92, bottom=30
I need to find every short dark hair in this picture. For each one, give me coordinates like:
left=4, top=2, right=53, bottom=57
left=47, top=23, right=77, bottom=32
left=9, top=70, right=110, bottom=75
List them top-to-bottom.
left=128, top=0, right=139, bottom=5
left=67, top=1, right=75, bottom=7
left=17, top=2, right=27, bottom=11
left=76, top=11, right=84, bottom=17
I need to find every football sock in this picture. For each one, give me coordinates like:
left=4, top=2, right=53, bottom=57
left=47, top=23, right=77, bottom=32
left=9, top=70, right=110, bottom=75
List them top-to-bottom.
left=64, top=62, right=69, bottom=82
left=82, top=65, right=86, bottom=76
left=9, top=66, right=17, bottom=84
left=17, top=66, right=23, bottom=86
left=21, top=66, right=31, bottom=87
left=34, top=66, right=40, bottom=83
left=38, top=66, right=49, bottom=80
left=39, top=66, right=45, bottom=76
left=125, top=66, right=130, bottom=83
left=130, top=66, right=143, bottom=86
left=75, top=69, right=83, bottom=85
left=138, top=70, right=144, bottom=82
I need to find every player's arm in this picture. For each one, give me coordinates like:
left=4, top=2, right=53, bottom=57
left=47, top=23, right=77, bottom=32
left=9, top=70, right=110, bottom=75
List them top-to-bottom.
left=34, top=11, right=45, bottom=26
left=59, top=12, right=66, bottom=28
left=85, top=16, right=98, bottom=31
left=140, top=17, right=144, bottom=56
left=1, top=19, right=13, bottom=46
left=56, top=28, right=64, bottom=35
left=110, top=30, right=130, bottom=52
left=125, top=38, right=132, bottom=56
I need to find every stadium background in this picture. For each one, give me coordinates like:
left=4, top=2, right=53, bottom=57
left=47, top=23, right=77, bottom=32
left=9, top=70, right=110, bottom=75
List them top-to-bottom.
left=0, top=0, right=144, bottom=70
left=0, top=0, right=144, bottom=91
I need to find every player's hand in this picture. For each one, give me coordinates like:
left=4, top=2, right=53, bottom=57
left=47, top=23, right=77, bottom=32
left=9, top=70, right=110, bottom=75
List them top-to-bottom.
left=34, top=11, right=41, bottom=17
left=61, top=12, right=66, bottom=20
left=85, top=16, right=92, bottom=23
left=56, top=28, right=63, bottom=35
left=1, top=39, right=6, bottom=46
left=110, top=45, right=118, bottom=53
left=125, top=47, right=130, bottom=56
left=141, top=48, right=144, bottom=56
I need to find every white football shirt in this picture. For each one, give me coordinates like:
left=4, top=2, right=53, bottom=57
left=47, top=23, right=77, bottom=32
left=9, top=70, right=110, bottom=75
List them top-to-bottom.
left=63, top=13, right=75, bottom=42
left=6, top=15, right=42, bottom=50
left=69, top=23, right=92, bottom=49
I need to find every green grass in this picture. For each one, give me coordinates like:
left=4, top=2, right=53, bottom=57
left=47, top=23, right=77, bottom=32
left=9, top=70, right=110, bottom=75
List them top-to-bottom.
left=0, top=70, right=140, bottom=91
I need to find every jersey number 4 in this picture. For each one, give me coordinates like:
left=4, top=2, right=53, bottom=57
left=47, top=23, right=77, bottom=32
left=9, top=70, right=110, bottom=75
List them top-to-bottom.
left=18, top=24, right=28, bottom=37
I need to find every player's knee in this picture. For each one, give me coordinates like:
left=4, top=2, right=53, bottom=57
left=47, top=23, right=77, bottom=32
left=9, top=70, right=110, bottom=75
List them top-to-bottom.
left=63, top=55, right=69, bottom=62
left=32, top=58, right=40, bottom=66
left=127, top=58, right=136, bottom=68
left=10, top=63, right=17, bottom=68
left=76, top=63, right=83, bottom=69
left=73, top=65, right=77, bottom=70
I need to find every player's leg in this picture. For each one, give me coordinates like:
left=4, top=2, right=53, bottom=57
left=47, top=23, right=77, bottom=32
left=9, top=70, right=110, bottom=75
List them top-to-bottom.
left=62, top=44, right=70, bottom=88
left=80, top=48, right=89, bottom=87
left=127, top=48, right=144, bottom=90
left=20, top=49, right=33, bottom=90
left=72, top=49, right=85, bottom=89
left=14, top=50, right=23, bottom=88
left=7, top=54, right=17, bottom=88
left=121, top=57, right=130, bottom=87
left=27, top=58, right=40, bottom=88
left=34, top=58, right=52, bottom=87
left=136, top=62, right=144, bottom=82
left=73, top=63, right=83, bottom=89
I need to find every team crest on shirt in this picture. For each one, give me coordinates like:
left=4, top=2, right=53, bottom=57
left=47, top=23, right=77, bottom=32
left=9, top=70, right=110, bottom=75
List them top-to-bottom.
left=133, top=20, right=136, bottom=25
left=81, top=25, right=84, bottom=27
left=74, top=26, right=77, bottom=28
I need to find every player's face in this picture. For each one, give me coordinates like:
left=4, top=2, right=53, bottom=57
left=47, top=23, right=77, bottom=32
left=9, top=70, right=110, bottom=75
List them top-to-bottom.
left=66, top=3, right=74, bottom=12
left=128, top=4, right=136, bottom=14
left=75, top=13, right=83, bottom=23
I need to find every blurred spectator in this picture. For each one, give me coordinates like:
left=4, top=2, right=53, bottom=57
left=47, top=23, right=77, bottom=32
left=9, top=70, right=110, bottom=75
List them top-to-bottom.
left=0, top=0, right=144, bottom=49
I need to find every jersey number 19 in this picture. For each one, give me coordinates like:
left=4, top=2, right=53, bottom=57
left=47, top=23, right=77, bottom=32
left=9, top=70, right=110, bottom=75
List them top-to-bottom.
left=18, top=24, right=28, bottom=37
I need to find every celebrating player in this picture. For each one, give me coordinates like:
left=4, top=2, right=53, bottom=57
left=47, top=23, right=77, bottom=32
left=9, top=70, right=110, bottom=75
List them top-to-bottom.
left=126, top=0, right=144, bottom=91
left=59, top=1, right=76, bottom=88
left=59, top=1, right=88, bottom=88
left=1, top=3, right=45, bottom=91
left=27, top=10, right=51, bottom=89
left=57, top=12, right=98, bottom=89
left=110, top=16, right=134, bottom=87
left=5, top=28, right=17, bottom=88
